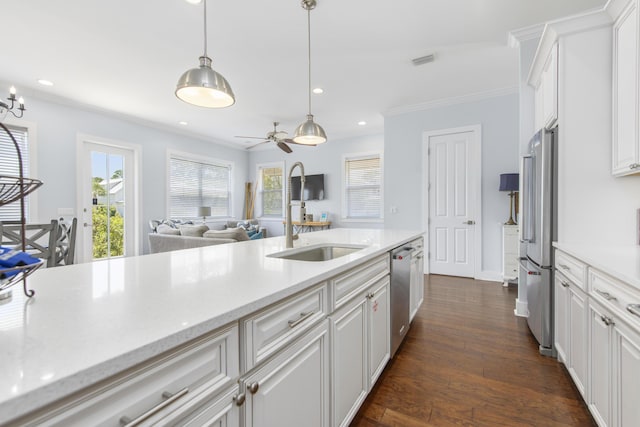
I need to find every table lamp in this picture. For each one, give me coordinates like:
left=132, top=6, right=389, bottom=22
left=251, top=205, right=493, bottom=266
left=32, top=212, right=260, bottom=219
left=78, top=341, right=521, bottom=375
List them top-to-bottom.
left=499, top=173, right=519, bottom=225
left=197, top=206, right=211, bottom=223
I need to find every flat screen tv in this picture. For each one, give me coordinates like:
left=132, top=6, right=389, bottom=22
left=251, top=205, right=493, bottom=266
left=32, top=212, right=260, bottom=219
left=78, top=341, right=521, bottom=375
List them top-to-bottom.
left=290, top=174, right=324, bottom=201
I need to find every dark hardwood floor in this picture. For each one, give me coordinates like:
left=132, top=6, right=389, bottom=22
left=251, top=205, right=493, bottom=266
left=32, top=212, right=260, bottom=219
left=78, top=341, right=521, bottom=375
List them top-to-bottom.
left=351, top=274, right=595, bottom=427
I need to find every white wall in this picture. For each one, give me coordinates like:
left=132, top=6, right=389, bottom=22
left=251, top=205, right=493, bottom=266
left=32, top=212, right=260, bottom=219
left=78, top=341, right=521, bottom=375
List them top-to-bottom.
left=383, top=93, right=520, bottom=278
left=8, top=95, right=249, bottom=255
left=248, top=134, right=384, bottom=237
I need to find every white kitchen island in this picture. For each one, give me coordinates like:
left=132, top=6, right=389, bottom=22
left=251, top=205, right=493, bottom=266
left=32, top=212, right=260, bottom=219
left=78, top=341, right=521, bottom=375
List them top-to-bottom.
left=0, top=228, right=423, bottom=426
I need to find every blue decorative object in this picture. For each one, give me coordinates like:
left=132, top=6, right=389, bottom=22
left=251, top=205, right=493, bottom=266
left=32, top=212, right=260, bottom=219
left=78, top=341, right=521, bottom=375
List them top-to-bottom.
left=249, top=231, right=263, bottom=240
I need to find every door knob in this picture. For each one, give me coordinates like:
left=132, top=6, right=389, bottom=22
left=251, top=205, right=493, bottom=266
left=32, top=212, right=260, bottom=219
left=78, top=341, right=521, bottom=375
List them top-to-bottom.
left=462, top=220, right=475, bottom=225
left=83, top=222, right=93, bottom=227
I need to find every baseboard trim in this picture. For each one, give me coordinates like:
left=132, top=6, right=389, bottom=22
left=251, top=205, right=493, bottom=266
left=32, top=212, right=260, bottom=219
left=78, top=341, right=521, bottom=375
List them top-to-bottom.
left=475, top=271, right=503, bottom=282
left=514, top=298, right=528, bottom=317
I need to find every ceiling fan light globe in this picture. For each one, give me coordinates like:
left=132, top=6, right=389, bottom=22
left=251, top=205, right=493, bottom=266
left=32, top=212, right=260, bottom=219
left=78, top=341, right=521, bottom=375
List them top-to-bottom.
left=176, top=56, right=235, bottom=108
left=293, top=114, right=327, bottom=145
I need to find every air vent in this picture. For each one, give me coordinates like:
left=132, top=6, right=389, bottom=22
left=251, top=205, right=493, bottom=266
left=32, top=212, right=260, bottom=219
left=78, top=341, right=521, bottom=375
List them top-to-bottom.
left=412, top=54, right=435, bottom=66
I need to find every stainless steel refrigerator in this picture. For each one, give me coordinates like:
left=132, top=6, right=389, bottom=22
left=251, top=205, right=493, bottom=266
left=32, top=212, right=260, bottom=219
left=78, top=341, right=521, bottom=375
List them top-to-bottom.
left=520, top=127, right=557, bottom=357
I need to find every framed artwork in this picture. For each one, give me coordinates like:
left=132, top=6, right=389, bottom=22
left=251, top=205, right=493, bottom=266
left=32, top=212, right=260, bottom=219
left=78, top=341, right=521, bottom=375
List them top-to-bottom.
left=320, top=212, right=328, bottom=222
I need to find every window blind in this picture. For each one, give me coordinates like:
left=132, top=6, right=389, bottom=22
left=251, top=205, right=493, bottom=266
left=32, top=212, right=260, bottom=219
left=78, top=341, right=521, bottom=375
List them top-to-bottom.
left=0, top=125, right=30, bottom=221
left=345, top=155, right=382, bottom=219
left=169, top=156, right=231, bottom=218
left=260, top=166, right=283, bottom=217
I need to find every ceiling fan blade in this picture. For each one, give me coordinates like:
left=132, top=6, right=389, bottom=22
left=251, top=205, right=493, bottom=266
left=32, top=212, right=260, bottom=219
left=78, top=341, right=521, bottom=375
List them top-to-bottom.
left=235, top=135, right=267, bottom=139
left=246, top=140, right=270, bottom=150
left=277, top=141, right=293, bottom=153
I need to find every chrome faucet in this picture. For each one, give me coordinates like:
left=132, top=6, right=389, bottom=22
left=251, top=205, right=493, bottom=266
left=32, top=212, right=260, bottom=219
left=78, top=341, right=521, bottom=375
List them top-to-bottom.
left=286, top=162, right=306, bottom=248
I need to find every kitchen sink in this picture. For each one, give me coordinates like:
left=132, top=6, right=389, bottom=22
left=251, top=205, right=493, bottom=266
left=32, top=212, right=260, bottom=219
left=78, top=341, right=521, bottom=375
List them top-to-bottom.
left=268, top=244, right=367, bottom=262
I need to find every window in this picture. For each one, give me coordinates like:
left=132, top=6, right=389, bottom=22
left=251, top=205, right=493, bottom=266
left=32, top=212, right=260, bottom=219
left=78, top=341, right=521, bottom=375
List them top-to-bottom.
left=0, top=124, right=31, bottom=221
left=168, top=153, right=232, bottom=218
left=343, top=153, right=383, bottom=219
left=258, top=163, right=284, bottom=217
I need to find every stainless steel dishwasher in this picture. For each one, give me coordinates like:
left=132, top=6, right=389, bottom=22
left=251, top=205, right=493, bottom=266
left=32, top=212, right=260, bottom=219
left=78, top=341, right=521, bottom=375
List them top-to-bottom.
left=390, top=245, right=412, bottom=357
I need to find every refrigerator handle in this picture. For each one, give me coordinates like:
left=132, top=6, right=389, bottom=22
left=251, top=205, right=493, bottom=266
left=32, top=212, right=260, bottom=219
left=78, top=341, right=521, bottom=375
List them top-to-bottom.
left=521, top=155, right=534, bottom=243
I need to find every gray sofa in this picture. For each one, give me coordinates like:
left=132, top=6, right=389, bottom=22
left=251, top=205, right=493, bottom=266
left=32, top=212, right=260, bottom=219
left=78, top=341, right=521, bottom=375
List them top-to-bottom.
left=148, top=219, right=266, bottom=254
left=148, top=233, right=237, bottom=253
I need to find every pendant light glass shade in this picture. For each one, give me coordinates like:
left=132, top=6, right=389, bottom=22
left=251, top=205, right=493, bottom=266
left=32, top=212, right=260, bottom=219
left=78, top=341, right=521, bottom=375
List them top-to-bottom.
left=175, top=0, right=235, bottom=108
left=293, top=0, right=327, bottom=145
left=176, top=56, right=235, bottom=108
left=293, top=114, right=326, bottom=145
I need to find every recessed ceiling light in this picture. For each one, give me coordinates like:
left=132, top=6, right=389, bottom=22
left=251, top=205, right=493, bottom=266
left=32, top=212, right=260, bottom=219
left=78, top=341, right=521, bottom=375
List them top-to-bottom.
left=185, top=0, right=202, bottom=4
left=37, top=79, right=54, bottom=86
left=312, top=88, right=323, bottom=94
left=179, top=121, right=188, bottom=126
left=358, top=121, right=367, bottom=126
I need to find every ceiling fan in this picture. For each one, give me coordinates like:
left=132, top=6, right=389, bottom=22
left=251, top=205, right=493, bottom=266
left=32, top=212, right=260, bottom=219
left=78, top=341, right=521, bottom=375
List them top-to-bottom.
left=235, top=122, right=296, bottom=153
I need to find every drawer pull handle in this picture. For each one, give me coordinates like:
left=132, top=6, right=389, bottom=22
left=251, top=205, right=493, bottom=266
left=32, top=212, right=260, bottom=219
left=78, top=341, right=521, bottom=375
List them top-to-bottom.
left=558, top=264, right=570, bottom=271
left=560, top=281, right=570, bottom=288
left=595, top=289, right=617, bottom=301
left=366, top=292, right=375, bottom=299
left=627, top=304, right=640, bottom=318
left=288, top=311, right=314, bottom=328
left=600, top=315, right=615, bottom=327
left=247, top=382, right=260, bottom=394
left=120, top=387, right=189, bottom=426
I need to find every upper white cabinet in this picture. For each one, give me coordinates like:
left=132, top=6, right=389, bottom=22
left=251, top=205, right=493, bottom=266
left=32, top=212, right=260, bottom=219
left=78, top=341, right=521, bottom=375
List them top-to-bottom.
left=612, top=0, right=640, bottom=176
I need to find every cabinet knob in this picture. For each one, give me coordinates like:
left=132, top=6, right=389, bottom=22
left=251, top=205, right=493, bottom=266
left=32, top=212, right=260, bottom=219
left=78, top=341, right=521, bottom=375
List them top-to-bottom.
left=561, top=281, right=569, bottom=288
left=247, top=382, right=260, bottom=394
left=233, top=393, right=246, bottom=406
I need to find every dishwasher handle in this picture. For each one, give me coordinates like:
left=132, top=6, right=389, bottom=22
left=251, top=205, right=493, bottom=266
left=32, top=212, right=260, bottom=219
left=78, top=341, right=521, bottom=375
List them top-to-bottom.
left=392, top=248, right=413, bottom=260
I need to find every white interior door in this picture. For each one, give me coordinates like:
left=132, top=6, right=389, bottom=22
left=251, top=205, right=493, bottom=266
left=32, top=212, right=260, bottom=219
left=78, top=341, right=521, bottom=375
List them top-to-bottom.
left=424, top=127, right=480, bottom=278
left=77, top=138, right=139, bottom=263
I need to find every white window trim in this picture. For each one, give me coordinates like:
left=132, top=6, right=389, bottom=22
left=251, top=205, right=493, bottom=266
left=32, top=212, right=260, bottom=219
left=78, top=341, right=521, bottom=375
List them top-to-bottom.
left=1, top=118, right=38, bottom=222
left=166, top=149, right=234, bottom=219
left=341, top=151, right=384, bottom=220
left=256, top=161, right=285, bottom=219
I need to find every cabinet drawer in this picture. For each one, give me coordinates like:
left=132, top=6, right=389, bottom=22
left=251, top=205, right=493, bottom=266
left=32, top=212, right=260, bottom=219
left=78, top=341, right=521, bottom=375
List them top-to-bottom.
left=555, top=251, right=587, bottom=291
left=332, top=254, right=390, bottom=310
left=590, top=269, right=640, bottom=330
left=242, top=283, right=328, bottom=371
left=28, top=324, right=239, bottom=427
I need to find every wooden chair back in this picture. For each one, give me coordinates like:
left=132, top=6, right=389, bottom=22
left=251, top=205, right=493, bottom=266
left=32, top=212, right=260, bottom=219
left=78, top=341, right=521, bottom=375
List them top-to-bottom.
left=0, top=220, right=59, bottom=267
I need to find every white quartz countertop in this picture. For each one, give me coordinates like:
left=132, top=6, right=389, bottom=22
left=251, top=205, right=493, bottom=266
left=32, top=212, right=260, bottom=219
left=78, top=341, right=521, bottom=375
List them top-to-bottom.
left=0, top=228, right=422, bottom=423
left=553, top=242, right=640, bottom=290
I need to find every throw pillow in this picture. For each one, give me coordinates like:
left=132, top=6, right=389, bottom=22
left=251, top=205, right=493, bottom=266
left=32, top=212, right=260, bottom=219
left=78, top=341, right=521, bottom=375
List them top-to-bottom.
left=156, top=224, right=181, bottom=235
left=179, top=224, right=209, bottom=237
left=203, top=227, right=250, bottom=241
left=249, top=231, right=263, bottom=240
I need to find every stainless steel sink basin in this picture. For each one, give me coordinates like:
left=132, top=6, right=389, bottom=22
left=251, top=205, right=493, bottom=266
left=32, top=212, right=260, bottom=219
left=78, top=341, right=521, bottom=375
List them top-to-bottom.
left=268, top=244, right=366, bottom=262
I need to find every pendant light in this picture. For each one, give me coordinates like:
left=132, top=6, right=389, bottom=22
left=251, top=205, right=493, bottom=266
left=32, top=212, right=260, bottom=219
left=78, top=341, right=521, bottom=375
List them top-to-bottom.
left=175, top=0, right=235, bottom=108
left=293, top=0, right=327, bottom=145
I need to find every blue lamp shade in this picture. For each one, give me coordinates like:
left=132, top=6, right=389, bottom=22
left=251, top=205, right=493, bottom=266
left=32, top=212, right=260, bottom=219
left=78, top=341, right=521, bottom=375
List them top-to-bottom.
left=499, top=173, right=519, bottom=192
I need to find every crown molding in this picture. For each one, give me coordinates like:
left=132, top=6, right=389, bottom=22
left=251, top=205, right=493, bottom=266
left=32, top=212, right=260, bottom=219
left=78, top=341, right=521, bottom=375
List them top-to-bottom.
left=507, top=24, right=545, bottom=48
left=383, top=87, right=519, bottom=117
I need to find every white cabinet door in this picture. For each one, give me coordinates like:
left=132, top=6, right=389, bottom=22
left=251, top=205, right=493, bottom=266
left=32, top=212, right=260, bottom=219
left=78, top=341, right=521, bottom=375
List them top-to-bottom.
left=612, top=0, right=640, bottom=176
left=554, top=275, right=569, bottom=364
left=369, top=277, right=390, bottom=387
left=569, top=287, right=588, bottom=396
left=331, top=295, right=368, bottom=427
left=589, top=300, right=612, bottom=427
left=613, top=320, right=640, bottom=427
left=241, top=321, right=330, bottom=427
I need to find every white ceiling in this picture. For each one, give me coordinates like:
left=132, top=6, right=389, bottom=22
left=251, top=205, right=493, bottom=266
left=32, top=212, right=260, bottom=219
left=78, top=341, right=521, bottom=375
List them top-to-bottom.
left=1, top=0, right=606, bottom=149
